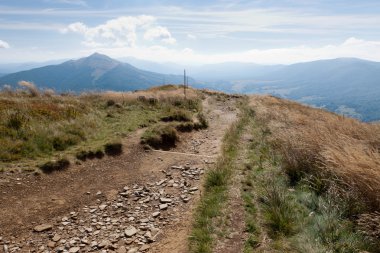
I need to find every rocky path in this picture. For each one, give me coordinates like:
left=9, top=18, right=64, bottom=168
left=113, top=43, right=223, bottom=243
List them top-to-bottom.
left=0, top=95, right=238, bottom=253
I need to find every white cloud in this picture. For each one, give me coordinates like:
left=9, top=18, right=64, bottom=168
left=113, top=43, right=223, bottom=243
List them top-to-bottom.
left=45, top=0, right=87, bottom=6
left=62, top=15, right=176, bottom=47
left=61, top=22, right=87, bottom=33
left=144, top=26, right=176, bottom=44
left=187, top=34, right=196, bottom=40
left=2, top=37, right=380, bottom=65
left=84, top=37, right=380, bottom=65
left=0, top=40, right=10, bottom=49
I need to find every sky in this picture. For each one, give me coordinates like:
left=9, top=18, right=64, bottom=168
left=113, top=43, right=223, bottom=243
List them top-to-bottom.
left=1, top=0, right=380, bottom=64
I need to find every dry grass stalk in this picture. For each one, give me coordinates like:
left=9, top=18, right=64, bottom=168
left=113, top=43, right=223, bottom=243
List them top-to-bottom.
left=18, top=81, right=40, bottom=97
left=250, top=95, right=380, bottom=209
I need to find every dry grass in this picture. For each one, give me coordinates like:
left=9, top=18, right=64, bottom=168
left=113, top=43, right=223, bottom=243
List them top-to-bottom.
left=18, top=81, right=40, bottom=97
left=90, top=84, right=198, bottom=103
left=0, top=85, right=202, bottom=169
left=249, top=95, right=380, bottom=210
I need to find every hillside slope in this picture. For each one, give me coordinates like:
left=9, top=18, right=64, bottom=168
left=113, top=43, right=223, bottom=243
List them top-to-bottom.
left=242, top=58, right=380, bottom=121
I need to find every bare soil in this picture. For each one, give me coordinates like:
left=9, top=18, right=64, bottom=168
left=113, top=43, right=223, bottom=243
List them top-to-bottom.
left=0, top=95, right=238, bottom=253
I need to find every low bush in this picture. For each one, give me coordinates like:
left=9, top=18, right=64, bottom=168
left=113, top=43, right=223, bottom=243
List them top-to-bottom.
left=106, top=99, right=116, bottom=107
left=161, top=109, right=192, bottom=122
left=6, top=111, right=28, bottom=130
left=196, top=113, right=209, bottom=129
left=175, top=122, right=195, bottom=132
left=141, top=124, right=179, bottom=150
left=52, top=134, right=82, bottom=151
left=104, top=142, right=123, bottom=156
left=76, top=149, right=105, bottom=161
left=76, top=150, right=88, bottom=161
left=95, top=150, right=105, bottom=159
left=39, top=158, right=70, bottom=173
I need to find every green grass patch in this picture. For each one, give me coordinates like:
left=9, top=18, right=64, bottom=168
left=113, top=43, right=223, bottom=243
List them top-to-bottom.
left=0, top=91, right=202, bottom=170
left=189, top=97, right=247, bottom=253
left=161, top=108, right=193, bottom=122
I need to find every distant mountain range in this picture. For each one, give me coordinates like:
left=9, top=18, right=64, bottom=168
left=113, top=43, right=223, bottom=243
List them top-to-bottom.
left=0, top=53, right=191, bottom=92
left=0, top=54, right=379, bottom=121
left=156, top=57, right=378, bottom=122
left=223, top=58, right=380, bottom=122
left=0, top=59, right=67, bottom=75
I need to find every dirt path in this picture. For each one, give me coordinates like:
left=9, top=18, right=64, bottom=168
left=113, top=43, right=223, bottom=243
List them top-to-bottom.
left=0, top=95, right=238, bottom=253
left=213, top=127, right=252, bottom=253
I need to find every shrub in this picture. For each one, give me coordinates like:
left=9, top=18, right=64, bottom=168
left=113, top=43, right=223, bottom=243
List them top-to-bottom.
left=148, top=97, right=158, bottom=105
left=168, top=97, right=201, bottom=111
left=106, top=99, right=116, bottom=107
left=161, top=109, right=192, bottom=122
left=6, top=111, right=28, bottom=130
left=196, top=113, right=209, bottom=129
left=175, top=122, right=195, bottom=132
left=141, top=124, right=179, bottom=150
left=52, top=134, right=82, bottom=151
left=104, top=142, right=123, bottom=156
left=76, top=149, right=105, bottom=161
left=76, top=150, right=88, bottom=161
left=95, top=150, right=105, bottom=159
left=39, top=158, right=70, bottom=173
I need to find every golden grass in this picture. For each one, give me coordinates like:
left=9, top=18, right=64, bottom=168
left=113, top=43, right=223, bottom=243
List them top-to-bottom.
left=89, top=84, right=198, bottom=103
left=249, top=95, right=380, bottom=209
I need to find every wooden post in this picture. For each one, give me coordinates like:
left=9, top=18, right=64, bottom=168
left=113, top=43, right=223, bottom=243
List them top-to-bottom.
left=184, top=69, right=187, bottom=99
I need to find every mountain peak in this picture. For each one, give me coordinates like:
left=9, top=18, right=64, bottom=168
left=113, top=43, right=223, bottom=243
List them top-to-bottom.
left=88, top=52, right=110, bottom=59
left=74, top=53, right=119, bottom=68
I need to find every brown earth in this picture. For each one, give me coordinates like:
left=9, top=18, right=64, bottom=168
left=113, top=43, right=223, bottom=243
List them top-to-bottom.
left=0, top=95, right=238, bottom=253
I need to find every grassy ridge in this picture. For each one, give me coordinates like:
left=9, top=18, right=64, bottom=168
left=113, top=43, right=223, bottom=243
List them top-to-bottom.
left=0, top=85, right=202, bottom=170
left=189, top=94, right=379, bottom=252
left=250, top=95, right=380, bottom=210
left=247, top=96, right=380, bottom=252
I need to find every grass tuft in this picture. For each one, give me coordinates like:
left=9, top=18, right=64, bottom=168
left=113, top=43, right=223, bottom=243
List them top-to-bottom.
left=161, top=109, right=192, bottom=122
left=196, top=113, right=209, bottom=129
left=141, top=124, right=179, bottom=150
left=104, top=142, right=123, bottom=156
left=39, top=158, right=70, bottom=174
